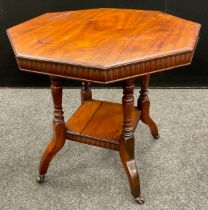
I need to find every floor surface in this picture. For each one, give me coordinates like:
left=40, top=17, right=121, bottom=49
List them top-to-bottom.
left=0, top=88, right=208, bottom=210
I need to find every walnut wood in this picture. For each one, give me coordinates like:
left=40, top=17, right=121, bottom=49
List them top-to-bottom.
left=7, top=8, right=200, bottom=83
left=7, top=8, right=201, bottom=203
left=14, top=52, right=195, bottom=84
left=137, top=75, right=159, bottom=139
left=38, top=77, right=66, bottom=175
left=120, top=79, right=143, bottom=203
left=122, top=79, right=135, bottom=138
left=81, top=82, right=92, bottom=104
left=66, top=100, right=141, bottom=143
left=67, top=100, right=101, bottom=133
left=82, top=101, right=139, bottom=141
left=66, top=132, right=120, bottom=151
left=120, top=137, right=143, bottom=204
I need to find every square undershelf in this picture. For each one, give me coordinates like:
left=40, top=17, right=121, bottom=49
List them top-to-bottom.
left=66, top=100, right=141, bottom=143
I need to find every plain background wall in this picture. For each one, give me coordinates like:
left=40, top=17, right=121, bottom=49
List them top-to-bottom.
left=0, top=0, right=207, bottom=87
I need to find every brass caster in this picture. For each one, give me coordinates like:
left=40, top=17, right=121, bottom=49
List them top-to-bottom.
left=154, top=134, right=160, bottom=140
left=36, top=174, right=45, bottom=183
left=135, top=196, right=145, bottom=204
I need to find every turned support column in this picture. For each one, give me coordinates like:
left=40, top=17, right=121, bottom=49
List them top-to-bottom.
left=137, top=75, right=159, bottom=139
left=138, top=75, right=150, bottom=104
left=37, top=76, right=66, bottom=183
left=52, top=77, right=64, bottom=123
left=120, top=79, right=144, bottom=204
left=122, top=79, right=135, bottom=139
left=81, top=82, right=92, bottom=104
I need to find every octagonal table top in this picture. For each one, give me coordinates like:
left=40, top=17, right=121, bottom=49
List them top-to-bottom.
left=7, top=8, right=201, bottom=84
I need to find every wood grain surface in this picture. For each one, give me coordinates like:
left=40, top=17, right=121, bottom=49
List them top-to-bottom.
left=7, top=8, right=200, bottom=83
left=7, top=8, right=200, bottom=68
left=66, top=100, right=141, bottom=142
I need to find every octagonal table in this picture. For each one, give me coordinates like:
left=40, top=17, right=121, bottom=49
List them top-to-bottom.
left=7, top=8, right=200, bottom=204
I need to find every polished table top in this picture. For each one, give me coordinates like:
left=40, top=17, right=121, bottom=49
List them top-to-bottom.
left=7, top=8, right=200, bottom=83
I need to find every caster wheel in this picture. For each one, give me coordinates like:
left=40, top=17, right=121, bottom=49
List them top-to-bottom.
left=154, top=134, right=160, bottom=140
left=36, top=174, right=45, bottom=183
left=135, top=197, right=145, bottom=204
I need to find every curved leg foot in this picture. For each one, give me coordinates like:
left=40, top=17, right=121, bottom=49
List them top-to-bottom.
left=137, top=75, right=159, bottom=139
left=38, top=77, right=66, bottom=177
left=139, top=100, right=159, bottom=140
left=39, top=123, right=66, bottom=175
left=120, top=137, right=144, bottom=204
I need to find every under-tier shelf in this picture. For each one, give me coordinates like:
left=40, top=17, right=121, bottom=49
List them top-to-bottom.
left=66, top=100, right=141, bottom=150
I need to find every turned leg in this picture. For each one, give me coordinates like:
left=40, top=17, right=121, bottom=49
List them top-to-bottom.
left=137, top=75, right=159, bottom=139
left=37, top=76, right=66, bottom=183
left=120, top=79, right=144, bottom=204
left=81, top=82, right=92, bottom=104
